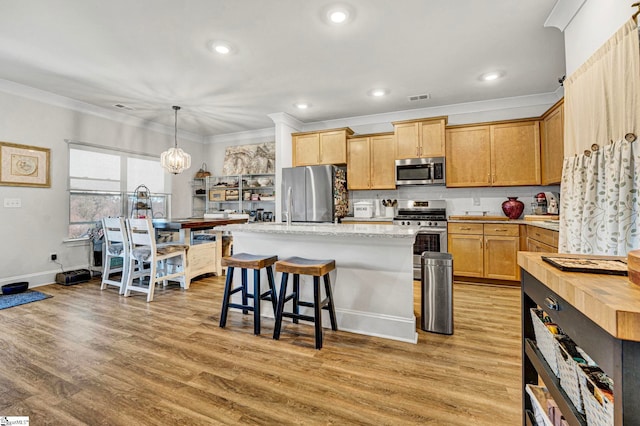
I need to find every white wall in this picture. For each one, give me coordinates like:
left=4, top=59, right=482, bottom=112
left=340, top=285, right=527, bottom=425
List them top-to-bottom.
left=564, top=0, right=635, bottom=75
left=0, top=86, right=204, bottom=287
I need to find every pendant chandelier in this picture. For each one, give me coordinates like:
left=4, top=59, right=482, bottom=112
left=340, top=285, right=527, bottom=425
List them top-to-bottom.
left=161, top=105, right=191, bottom=174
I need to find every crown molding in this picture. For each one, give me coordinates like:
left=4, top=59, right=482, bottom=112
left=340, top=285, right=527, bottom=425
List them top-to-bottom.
left=544, top=0, right=586, bottom=31
left=0, top=78, right=203, bottom=143
left=299, top=91, right=562, bottom=132
left=267, top=112, right=304, bottom=130
left=206, top=127, right=274, bottom=145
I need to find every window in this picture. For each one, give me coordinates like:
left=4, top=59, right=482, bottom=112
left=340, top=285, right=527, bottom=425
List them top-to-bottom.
left=68, top=144, right=171, bottom=238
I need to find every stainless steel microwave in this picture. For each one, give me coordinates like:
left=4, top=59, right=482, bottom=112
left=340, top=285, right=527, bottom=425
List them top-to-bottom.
left=395, top=157, right=445, bottom=186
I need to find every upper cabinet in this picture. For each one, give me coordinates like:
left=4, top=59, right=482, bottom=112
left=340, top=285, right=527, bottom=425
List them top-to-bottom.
left=540, top=99, right=564, bottom=185
left=393, top=117, right=447, bottom=159
left=446, top=120, right=541, bottom=187
left=490, top=121, right=541, bottom=186
left=445, top=125, right=492, bottom=187
left=292, top=128, right=354, bottom=166
left=347, top=133, right=396, bottom=190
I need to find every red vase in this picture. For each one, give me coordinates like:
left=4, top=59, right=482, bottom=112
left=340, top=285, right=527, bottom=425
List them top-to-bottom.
left=501, top=197, right=524, bottom=219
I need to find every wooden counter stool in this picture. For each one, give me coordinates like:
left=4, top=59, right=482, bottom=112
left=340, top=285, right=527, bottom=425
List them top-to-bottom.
left=219, top=253, right=278, bottom=335
left=273, top=257, right=338, bottom=349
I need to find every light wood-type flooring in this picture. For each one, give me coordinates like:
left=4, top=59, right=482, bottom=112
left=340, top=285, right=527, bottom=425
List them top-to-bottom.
left=0, top=276, right=522, bottom=425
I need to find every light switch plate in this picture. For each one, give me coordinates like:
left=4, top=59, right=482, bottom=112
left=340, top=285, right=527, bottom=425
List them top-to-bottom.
left=4, top=198, right=21, bottom=208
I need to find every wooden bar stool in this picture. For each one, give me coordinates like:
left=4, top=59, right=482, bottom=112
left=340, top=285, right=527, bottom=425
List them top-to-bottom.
left=219, top=253, right=278, bottom=335
left=273, top=256, right=338, bottom=349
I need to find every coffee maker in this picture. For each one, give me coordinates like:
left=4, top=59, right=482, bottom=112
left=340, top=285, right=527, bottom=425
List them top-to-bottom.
left=533, top=192, right=560, bottom=215
left=545, top=192, right=560, bottom=215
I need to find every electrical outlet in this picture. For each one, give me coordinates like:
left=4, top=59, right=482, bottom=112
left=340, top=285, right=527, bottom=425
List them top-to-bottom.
left=473, top=196, right=481, bottom=206
left=4, top=198, right=21, bottom=208
left=50, top=253, right=57, bottom=262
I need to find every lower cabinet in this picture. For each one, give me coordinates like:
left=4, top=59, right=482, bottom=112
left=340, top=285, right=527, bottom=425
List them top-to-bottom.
left=448, top=222, right=520, bottom=281
left=527, top=225, right=558, bottom=253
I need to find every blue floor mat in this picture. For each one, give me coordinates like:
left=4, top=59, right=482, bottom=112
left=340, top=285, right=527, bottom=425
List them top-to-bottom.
left=0, top=290, right=52, bottom=310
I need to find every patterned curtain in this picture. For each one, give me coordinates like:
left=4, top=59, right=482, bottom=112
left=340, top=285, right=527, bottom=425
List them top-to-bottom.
left=559, top=18, right=640, bottom=255
left=559, top=138, right=639, bottom=254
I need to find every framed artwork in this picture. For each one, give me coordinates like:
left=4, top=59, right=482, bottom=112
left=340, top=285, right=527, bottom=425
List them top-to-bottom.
left=0, top=142, right=51, bottom=187
left=222, top=142, right=275, bottom=175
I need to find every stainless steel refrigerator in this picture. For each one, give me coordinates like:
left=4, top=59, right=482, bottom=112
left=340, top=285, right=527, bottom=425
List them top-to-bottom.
left=281, top=165, right=347, bottom=223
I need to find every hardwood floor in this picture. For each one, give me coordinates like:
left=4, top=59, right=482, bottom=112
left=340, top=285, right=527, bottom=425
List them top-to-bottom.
left=0, top=276, right=522, bottom=425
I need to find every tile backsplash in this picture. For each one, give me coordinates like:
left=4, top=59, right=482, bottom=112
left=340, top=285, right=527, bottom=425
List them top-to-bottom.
left=349, top=185, right=561, bottom=217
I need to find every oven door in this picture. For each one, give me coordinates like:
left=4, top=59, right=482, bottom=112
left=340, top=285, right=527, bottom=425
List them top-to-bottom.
left=413, top=228, right=448, bottom=280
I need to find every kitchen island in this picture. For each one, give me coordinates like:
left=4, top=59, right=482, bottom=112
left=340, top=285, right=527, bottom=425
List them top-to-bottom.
left=153, top=217, right=247, bottom=285
left=220, top=222, right=419, bottom=343
left=519, top=252, right=640, bottom=425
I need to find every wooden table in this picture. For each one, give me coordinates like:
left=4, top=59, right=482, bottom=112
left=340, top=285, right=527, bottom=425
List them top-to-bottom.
left=153, top=218, right=247, bottom=285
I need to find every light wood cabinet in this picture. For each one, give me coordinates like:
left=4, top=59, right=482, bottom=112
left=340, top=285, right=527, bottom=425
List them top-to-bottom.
left=540, top=99, right=564, bottom=185
left=393, top=117, right=447, bottom=159
left=446, top=120, right=541, bottom=187
left=491, top=121, right=541, bottom=186
left=445, top=125, right=492, bottom=186
left=292, top=128, right=353, bottom=166
left=347, top=133, right=396, bottom=190
left=448, top=222, right=520, bottom=281
left=447, top=223, right=484, bottom=277
left=526, top=225, right=558, bottom=252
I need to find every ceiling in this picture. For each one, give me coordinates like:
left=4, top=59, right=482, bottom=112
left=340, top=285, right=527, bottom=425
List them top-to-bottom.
left=0, top=0, right=565, bottom=138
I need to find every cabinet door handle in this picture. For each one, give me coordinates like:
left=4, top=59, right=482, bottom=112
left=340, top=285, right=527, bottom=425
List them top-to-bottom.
left=487, top=173, right=491, bottom=183
left=460, top=227, right=472, bottom=230
left=494, top=229, right=508, bottom=232
left=480, top=240, right=483, bottom=248
left=544, top=297, right=560, bottom=311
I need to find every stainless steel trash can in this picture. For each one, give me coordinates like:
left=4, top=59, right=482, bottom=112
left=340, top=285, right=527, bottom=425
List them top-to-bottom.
left=420, top=252, right=453, bottom=334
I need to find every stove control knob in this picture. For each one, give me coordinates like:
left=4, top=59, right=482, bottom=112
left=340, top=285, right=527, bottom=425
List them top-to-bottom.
left=428, top=221, right=433, bottom=226
left=416, top=222, right=421, bottom=226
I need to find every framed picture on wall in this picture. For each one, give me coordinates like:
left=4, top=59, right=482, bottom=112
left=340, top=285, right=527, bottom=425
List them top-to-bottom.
left=0, top=141, right=51, bottom=188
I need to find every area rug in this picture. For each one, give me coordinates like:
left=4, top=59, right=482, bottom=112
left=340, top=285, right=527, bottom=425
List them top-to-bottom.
left=0, top=290, right=52, bottom=310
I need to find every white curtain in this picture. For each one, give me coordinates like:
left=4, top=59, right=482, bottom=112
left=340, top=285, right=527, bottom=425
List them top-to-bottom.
left=559, top=18, right=640, bottom=255
left=564, top=18, right=640, bottom=156
left=559, top=138, right=639, bottom=254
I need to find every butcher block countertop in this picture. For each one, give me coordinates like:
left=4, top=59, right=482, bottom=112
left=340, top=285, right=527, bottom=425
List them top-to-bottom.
left=518, top=251, right=640, bottom=341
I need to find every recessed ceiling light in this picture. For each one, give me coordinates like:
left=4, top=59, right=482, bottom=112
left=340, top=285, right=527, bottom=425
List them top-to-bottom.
left=325, top=4, right=353, bottom=25
left=329, top=10, right=348, bottom=23
left=208, top=40, right=234, bottom=55
left=480, top=71, right=504, bottom=81
left=368, top=88, right=389, bottom=97
left=294, top=103, right=310, bottom=109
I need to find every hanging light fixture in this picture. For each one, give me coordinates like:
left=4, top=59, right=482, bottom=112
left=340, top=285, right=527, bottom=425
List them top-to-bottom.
left=161, top=105, right=191, bottom=174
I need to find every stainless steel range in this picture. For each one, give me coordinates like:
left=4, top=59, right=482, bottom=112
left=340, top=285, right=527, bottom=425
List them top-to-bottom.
left=393, top=200, right=448, bottom=279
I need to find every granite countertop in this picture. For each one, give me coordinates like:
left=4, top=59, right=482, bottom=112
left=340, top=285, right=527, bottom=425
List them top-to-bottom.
left=448, top=218, right=559, bottom=231
left=219, top=222, right=417, bottom=239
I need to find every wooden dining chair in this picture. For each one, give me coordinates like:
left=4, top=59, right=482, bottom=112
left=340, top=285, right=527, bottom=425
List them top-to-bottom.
left=100, top=217, right=129, bottom=295
left=123, top=218, right=187, bottom=302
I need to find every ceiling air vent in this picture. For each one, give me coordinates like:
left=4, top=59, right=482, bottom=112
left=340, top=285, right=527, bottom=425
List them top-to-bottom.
left=408, top=93, right=431, bottom=102
left=113, top=103, right=134, bottom=111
